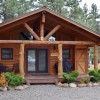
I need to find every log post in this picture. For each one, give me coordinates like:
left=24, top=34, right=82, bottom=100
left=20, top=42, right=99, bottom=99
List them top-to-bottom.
left=40, top=13, right=45, bottom=40
left=19, top=44, right=25, bottom=79
left=58, top=44, right=63, bottom=78
left=94, top=45, right=98, bottom=69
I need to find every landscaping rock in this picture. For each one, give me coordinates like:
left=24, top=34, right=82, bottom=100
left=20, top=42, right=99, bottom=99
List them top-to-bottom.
left=56, top=82, right=63, bottom=87
left=86, top=82, right=93, bottom=87
left=97, top=82, right=100, bottom=85
left=62, top=83, right=69, bottom=88
left=69, top=83, right=77, bottom=88
left=77, top=83, right=87, bottom=87
left=93, top=83, right=99, bottom=86
left=23, top=85, right=29, bottom=89
left=15, top=86, right=25, bottom=90
left=3, top=87, right=7, bottom=91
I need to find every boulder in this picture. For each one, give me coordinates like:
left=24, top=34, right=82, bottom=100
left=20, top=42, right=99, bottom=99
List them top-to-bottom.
left=56, top=82, right=63, bottom=87
left=86, top=82, right=93, bottom=87
left=62, top=83, right=69, bottom=88
left=69, top=83, right=77, bottom=88
left=77, top=83, right=86, bottom=87
left=93, top=83, right=99, bottom=86
left=23, top=85, right=29, bottom=89
left=15, top=86, right=24, bottom=90
left=2, top=87, right=7, bottom=91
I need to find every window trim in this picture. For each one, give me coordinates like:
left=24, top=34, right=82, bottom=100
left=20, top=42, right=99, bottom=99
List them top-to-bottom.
left=1, top=48, right=13, bottom=60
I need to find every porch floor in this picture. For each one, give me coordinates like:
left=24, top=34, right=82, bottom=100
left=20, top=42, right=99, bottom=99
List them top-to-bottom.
left=25, top=75, right=59, bottom=84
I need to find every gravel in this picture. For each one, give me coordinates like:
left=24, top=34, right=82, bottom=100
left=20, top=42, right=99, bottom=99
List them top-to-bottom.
left=0, top=85, right=100, bottom=100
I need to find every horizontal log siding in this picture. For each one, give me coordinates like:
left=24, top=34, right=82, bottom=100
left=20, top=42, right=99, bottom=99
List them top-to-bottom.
left=0, top=44, right=20, bottom=69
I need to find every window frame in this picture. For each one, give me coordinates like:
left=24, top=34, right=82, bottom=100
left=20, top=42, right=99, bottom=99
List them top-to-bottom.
left=1, top=48, right=13, bottom=60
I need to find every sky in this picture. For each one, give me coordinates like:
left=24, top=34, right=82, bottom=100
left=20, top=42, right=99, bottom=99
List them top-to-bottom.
left=81, top=0, right=100, bottom=13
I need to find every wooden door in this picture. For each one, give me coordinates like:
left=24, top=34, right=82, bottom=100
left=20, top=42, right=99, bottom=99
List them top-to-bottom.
left=75, top=48, right=88, bottom=74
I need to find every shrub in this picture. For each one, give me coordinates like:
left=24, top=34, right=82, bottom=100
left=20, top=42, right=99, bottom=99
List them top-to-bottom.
left=88, top=69, right=100, bottom=82
left=62, top=71, right=79, bottom=83
left=70, top=71, right=79, bottom=77
left=4, top=72, right=24, bottom=87
left=79, top=77, right=90, bottom=84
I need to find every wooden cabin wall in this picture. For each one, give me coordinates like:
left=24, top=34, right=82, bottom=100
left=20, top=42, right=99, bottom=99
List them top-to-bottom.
left=0, top=44, right=20, bottom=70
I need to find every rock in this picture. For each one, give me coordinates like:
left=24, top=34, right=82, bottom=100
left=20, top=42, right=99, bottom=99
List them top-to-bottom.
left=56, top=82, right=63, bottom=87
left=86, top=82, right=93, bottom=87
left=97, top=82, right=100, bottom=85
left=62, top=83, right=69, bottom=88
left=69, top=83, right=77, bottom=88
left=77, top=83, right=86, bottom=87
left=93, top=83, right=99, bottom=86
left=23, top=85, right=29, bottom=89
left=15, top=86, right=24, bottom=90
left=3, top=87, right=7, bottom=91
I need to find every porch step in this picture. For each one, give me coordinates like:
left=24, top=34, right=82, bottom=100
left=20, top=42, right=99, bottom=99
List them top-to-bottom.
left=25, top=75, right=58, bottom=85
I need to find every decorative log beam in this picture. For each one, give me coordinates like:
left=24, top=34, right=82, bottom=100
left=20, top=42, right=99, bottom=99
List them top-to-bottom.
left=40, top=14, right=45, bottom=40
left=23, top=23, right=40, bottom=40
left=44, top=25, right=61, bottom=41
left=23, top=41, right=95, bottom=45
left=19, top=44, right=25, bottom=79
left=58, top=44, right=63, bottom=78
left=94, top=45, right=98, bottom=69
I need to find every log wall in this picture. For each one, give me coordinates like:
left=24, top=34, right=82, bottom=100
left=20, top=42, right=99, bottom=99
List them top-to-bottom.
left=0, top=44, right=20, bottom=70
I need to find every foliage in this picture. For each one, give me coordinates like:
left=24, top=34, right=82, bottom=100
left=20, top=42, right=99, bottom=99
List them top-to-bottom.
left=88, top=69, right=100, bottom=82
left=62, top=71, right=79, bottom=83
left=0, top=72, right=8, bottom=87
left=4, top=72, right=24, bottom=87
left=79, top=77, right=90, bottom=84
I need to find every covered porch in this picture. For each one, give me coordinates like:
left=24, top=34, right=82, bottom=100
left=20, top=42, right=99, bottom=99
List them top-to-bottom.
left=0, top=40, right=98, bottom=83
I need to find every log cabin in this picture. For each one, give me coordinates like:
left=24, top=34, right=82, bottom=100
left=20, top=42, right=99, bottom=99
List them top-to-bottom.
left=0, top=7, right=100, bottom=84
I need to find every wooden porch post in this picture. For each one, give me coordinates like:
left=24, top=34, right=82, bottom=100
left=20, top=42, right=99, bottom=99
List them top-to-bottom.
left=19, top=44, right=25, bottom=79
left=58, top=44, right=63, bottom=78
left=94, top=45, right=98, bottom=69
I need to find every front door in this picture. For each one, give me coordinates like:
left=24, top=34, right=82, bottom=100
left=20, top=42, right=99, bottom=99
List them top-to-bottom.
left=26, top=49, right=48, bottom=73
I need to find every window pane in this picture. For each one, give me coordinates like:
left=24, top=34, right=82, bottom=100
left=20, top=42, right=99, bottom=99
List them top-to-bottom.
left=1, top=48, right=13, bottom=60
left=63, top=49, right=70, bottom=59
left=28, top=50, right=36, bottom=71
left=38, top=50, right=46, bottom=71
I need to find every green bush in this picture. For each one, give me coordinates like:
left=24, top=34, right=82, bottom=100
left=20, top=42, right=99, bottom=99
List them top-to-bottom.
left=88, top=69, right=100, bottom=82
left=62, top=71, right=79, bottom=83
left=70, top=71, right=79, bottom=77
left=4, top=72, right=24, bottom=87
left=80, top=77, right=90, bottom=84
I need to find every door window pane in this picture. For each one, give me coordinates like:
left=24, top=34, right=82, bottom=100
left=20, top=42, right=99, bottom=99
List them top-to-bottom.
left=28, top=50, right=36, bottom=71
left=38, top=50, right=47, bottom=71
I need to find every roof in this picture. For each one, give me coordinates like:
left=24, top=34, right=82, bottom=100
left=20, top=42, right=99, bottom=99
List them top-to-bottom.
left=0, top=7, right=100, bottom=41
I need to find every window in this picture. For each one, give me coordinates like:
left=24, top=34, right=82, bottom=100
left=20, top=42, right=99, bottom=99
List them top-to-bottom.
left=1, top=48, right=13, bottom=60
left=63, top=49, right=70, bottom=60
